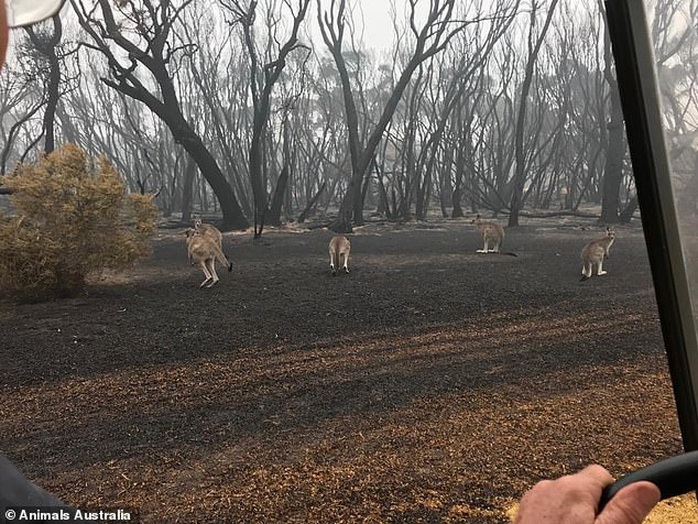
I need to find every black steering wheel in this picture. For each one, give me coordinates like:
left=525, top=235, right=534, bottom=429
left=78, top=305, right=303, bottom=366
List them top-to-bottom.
left=600, top=451, right=698, bottom=509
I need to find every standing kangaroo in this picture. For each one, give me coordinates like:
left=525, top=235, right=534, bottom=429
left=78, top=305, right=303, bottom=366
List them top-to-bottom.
left=473, top=214, right=517, bottom=256
left=193, top=217, right=232, bottom=269
left=193, top=217, right=223, bottom=248
left=580, top=227, right=616, bottom=281
left=185, top=229, right=232, bottom=288
left=329, top=235, right=351, bottom=276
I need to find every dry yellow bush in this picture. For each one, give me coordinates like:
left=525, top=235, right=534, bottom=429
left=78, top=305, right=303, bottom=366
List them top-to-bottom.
left=0, top=144, right=158, bottom=302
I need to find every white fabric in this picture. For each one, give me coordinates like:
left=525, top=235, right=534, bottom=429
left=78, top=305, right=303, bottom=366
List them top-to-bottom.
left=6, top=0, right=65, bottom=27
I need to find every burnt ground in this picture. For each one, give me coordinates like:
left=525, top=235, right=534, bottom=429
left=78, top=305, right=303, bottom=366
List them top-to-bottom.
left=0, top=216, right=685, bottom=523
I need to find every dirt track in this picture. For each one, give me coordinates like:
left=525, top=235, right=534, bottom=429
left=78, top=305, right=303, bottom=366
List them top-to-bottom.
left=0, top=217, right=685, bottom=523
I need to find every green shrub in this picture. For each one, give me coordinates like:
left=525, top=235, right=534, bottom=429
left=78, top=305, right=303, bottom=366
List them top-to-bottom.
left=0, top=144, right=158, bottom=302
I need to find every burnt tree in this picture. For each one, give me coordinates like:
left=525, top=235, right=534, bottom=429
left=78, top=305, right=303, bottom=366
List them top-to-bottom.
left=71, top=0, right=249, bottom=229
left=222, top=0, right=311, bottom=237
left=318, top=0, right=477, bottom=233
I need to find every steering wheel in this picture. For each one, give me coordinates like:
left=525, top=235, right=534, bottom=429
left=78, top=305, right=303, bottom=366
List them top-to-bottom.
left=600, top=451, right=698, bottom=508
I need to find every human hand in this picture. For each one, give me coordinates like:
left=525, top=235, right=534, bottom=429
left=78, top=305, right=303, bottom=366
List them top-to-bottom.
left=514, top=464, right=660, bottom=524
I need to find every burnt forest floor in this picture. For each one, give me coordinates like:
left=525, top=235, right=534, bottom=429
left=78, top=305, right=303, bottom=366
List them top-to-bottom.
left=0, top=215, right=688, bottom=523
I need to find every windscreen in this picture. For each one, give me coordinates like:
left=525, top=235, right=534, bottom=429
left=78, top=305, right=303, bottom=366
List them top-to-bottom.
left=608, top=0, right=698, bottom=449
left=647, top=1, right=698, bottom=328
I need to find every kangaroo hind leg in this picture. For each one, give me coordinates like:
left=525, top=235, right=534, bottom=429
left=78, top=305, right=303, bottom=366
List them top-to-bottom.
left=330, top=252, right=338, bottom=276
left=206, top=258, right=220, bottom=287
left=597, top=259, right=607, bottom=276
left=199, top=261, right=213, bottom=288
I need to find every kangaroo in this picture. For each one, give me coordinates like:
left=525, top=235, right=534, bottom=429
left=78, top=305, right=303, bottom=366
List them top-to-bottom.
left=473, top=214, right=517, bottom=256
left=193, top=217, right=232, bottom=268
left=193, top=217, right=223, bottom=247
left=580, top=227, right=616, bottom=281
left=185, top=228, right=233, bottom=288
left=329, top=235, right=351, bottom=276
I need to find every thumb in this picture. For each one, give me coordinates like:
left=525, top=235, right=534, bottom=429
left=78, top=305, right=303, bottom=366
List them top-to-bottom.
left=596, top=481, right=661, bottom=524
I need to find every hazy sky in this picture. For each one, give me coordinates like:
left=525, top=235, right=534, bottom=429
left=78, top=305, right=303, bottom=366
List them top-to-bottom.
left=309, top=0, right=422, bottom=53
left=353, top=2, right=401, bottom=51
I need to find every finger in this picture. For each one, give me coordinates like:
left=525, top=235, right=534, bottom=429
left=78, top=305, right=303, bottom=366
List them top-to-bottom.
left=576, top=465, right=615, bottom=491
left=596, top=481, right=661, bottom=524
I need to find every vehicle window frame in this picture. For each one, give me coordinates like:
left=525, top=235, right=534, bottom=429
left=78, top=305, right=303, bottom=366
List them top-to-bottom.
left=606, top=0, right=698, bottom=451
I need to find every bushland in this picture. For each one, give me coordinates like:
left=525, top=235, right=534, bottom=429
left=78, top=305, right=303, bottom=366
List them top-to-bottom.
left=0, top=144, right=158, bottom=302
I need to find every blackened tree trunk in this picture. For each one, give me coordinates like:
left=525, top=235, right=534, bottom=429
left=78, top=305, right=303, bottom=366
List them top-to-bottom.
left=71, top=0, right=249, bottom=230
left=222, top=0, right=311, bottom=237
left=318, top=0, right=483, bottom=233
left=509, top=0, right=559, bottom=227
left=599, top=0, right=626, bottom=223
left=24, top=15, right=62, bottom=154
left=600, top=89, right=625, bottom=223
left=267, top=114, right=294, bottom=226
left=267, top=120, right=292, bottom=228
left=181, top=154, right=196, bottom=224
left=298, top=182, right=326, bottom=223
left=619, top=196, right=638, bottom=222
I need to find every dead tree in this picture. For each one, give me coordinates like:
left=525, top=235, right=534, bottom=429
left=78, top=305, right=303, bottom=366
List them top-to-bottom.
left=71, top=0, right=249, bottom=230
left=221, top=0, right=311, bottom=237
left=318, top=0, right=485, bottom=233
left=508, top=0, right=560, bottom=227
left=24, top=15, right=63, bottom=154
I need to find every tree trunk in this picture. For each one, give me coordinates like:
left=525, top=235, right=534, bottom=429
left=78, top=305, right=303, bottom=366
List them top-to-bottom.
left=74, top=0, right=250, bottom=231
left=320, top=0, right=477, bottom=233
left=509, top=0, right=559, bottom=227
left=25, top=15, right=62, bottom=154
left=42, top=17, right=61, bottom=153
left=600, top=27, right=626, bottom=224
left=110, top=76, right=250, bottom=230
left=600, top=97, right=625, bottom=223
left=176, top=123, right=249, bottom=230
left=249, top=127, right=267, bottom=237
left=181, top=154, right=196, bottom=224
left=267, top=163, right=290, bottom=227
left=332, top=181, right=357, bottom=233
left=298, top=182, right=326, bottom=223
left=619, top=196, right=638, bottom=223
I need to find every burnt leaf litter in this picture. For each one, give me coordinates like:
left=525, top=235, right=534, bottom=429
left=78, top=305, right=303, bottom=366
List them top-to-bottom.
left=0, top=219, right=683, bottom=523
